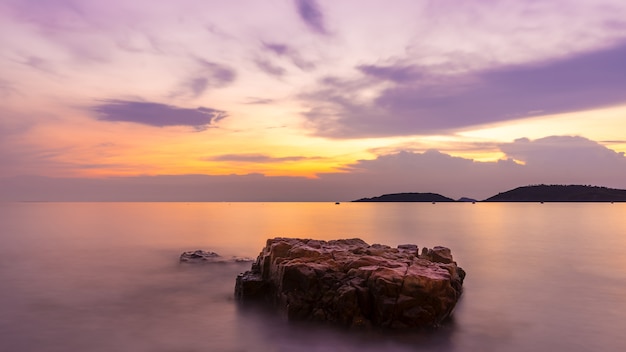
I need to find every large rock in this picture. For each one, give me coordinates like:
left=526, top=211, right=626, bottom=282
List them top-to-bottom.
left=235, top=238, right=465, bottom=329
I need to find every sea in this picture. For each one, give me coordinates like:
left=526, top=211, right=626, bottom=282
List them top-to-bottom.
left=1, top=202, right=625, bottom=352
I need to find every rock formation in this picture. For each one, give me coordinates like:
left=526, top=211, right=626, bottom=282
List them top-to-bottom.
left=235, top=238, right=465, bottom=329
left=180, top=250, right=252, bottom=263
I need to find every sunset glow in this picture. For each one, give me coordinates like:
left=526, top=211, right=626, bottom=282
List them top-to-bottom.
left=2, top=0, right=626, bottom=201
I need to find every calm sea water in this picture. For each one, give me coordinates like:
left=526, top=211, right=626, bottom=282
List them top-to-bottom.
left=1, top=202, right=625, bottom=352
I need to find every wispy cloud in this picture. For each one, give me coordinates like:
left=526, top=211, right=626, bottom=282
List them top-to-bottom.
left=5, top=0, right=116, bottom=63
left=294, top=0, right=328, bottom=35
left=261, top=42, right=315, bottom=71
left=15, top=55, right=56, bottom=74
left=254, top=58, right=286, bottom=77
left=176, top=59, right=237, bottom=98
left=197, top=60, right=236, bottom=86
left=243, top=97, right=275, bottom=105
left=91, top=99, right=226, bottom=131
left=206, top=153, right=316, bottom=163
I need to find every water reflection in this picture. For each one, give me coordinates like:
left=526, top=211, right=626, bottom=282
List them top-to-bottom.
left=0, top=202, right=625, bottom=351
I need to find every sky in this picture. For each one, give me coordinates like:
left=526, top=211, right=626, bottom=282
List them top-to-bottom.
left=1, top=0, right=626, bottom=201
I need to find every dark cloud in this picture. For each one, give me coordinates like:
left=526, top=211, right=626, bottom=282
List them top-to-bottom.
left=294, top=0, right=328, bottom=35
left=302, top=42, right=626, bottom=138
left=92, top=99, right=226, bottom=131
left=206, top=154, right=314, bottom=163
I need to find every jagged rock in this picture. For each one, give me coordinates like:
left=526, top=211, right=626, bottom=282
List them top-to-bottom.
left=235, top=238, right=465, bottom=329
left=180, top=250, right=253, bottom=263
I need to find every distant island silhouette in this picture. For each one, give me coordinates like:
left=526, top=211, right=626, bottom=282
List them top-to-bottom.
left=353, top=185, right=626, bottom=202
left=483, top=185, right=626, bottom=202
left=353, top=192, right=455, bottom=202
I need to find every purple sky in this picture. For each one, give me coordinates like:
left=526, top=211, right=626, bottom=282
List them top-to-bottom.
left=1, top=0, right=626, bottom=201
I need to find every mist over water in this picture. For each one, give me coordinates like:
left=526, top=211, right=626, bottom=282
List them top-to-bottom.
left=1, top=202, right=625, bottom=351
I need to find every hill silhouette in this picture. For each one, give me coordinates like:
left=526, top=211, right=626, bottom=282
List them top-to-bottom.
left=483, top=184, right=626, bottom=202
left=352, top=185, right=626, bottom=202
left=352, top=192, right=455, bottom=202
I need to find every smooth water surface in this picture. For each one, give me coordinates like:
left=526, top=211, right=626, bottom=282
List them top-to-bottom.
left=1, top=202, right=625, bottom=351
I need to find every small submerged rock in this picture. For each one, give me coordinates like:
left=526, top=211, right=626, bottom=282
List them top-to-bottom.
left=235, top=237, right=465, bottom=329
left=180, top=250, right=253, bottom=263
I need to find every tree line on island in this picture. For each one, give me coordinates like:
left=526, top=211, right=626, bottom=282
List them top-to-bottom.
left=352, top=185, right=626, bottom=202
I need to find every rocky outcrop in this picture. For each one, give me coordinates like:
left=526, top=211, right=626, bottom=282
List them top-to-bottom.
left=235, top=238, right=465, bottom=329
left=180, top=250, right=253, bottom=263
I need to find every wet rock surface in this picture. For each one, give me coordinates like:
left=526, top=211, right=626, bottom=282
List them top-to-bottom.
left=235, top=238, right=465, bottom=329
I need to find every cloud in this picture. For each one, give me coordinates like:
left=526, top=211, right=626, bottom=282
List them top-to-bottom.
left=5, top=0, right=116, bottom=63
left=294, top=0, right=328, bottom=35
left=204, top=22, right=235, bottom=41
left=261, top=42, right=315, bottom=71
left=301, top=42, right=626, bottom=138
left=263, top=43, right=290, bottom=56
left=254, top=58, right=286, bottom=77
left=171, top=60, right=237, bottom=98
left=178, top=60, right=236, bottom=98
left=197, top=60, right=236, bottom=86
left=357, top=64, right=422, bottom=83
left=243, top=97, right=275, bottom=105
left=92, top=99, right=227, bottom=130
left=3, top=135, right=625, bottom=201
left=319, top=135, right=626, bottom=199
left=501, top=135, right=625, bottom=169
left=320, top=150, right=522, bottom=200
left=206, top=154, right=315, bottom=163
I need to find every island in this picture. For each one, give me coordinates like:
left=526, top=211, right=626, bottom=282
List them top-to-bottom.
left=483, top=184, right=626, bottom=202
left=352, top=185, right=626, bottom=203
left=352, top=192, right=455, bottom=202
